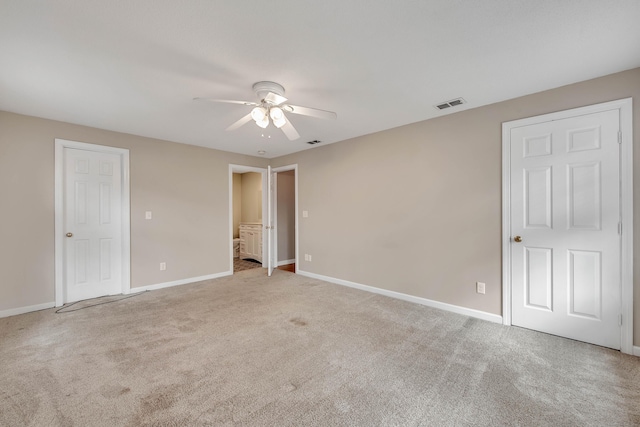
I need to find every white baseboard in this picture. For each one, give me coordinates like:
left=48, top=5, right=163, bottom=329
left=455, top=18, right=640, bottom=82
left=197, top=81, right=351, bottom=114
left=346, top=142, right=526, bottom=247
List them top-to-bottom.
left=277, top=259, right=296, bottom=267
left=297, top=270, right=503, bottom=324
left=131, top=271, right=233, bottom=293
left=0, top=301, right=56, bottom=319
left=633, top=346, right=640, bottom=357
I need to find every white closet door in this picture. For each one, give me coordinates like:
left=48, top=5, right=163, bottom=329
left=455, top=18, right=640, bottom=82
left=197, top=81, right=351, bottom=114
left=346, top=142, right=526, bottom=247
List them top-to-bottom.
left=510, top=109, right=621, bottom=349
left=64, top=148, right=122, bottom=302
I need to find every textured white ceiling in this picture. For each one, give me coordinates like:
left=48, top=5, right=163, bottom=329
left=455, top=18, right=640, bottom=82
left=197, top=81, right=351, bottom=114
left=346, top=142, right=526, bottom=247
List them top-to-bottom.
left=1, top=0, right=639, bottom=158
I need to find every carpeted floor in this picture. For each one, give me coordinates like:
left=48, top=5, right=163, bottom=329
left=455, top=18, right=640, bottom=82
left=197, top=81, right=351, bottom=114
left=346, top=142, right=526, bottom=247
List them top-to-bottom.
left=1, top=268, right=639, bottom=426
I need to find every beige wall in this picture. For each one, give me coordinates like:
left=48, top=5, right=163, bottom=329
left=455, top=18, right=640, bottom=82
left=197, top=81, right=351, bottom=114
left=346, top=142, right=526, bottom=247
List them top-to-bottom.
left=271, top=67, right=640, bottom=345
left=1, top=68, right=639, bottom=346
left=0, top=111, right=267, bottom=311
left=277, top=170, right=296, bottom=262
left=240, top=172, right=262, bottom=223
left=232, top=173, right=242, bottom=238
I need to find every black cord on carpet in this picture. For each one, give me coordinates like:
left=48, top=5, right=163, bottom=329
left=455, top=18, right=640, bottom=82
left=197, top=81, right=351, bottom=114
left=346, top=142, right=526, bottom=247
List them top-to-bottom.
left=55, top=291, right=149, bottom=314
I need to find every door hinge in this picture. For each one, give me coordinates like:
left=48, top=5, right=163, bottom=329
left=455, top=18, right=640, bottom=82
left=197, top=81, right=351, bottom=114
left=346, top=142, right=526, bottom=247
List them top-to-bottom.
left=618, top=131, right=622, bottom=144
left=619, top=314, right=623, bottom=326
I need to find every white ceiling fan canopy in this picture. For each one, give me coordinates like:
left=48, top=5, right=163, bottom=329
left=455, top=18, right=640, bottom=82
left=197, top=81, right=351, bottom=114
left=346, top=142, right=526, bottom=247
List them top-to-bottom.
left=253, top=81, right=286, bottom=104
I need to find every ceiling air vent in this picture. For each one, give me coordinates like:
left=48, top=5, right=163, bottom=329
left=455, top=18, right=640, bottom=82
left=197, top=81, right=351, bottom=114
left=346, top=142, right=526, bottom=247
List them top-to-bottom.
left=435, top=98, right=466, bottom=110
left=306, top=140, right=322, bottom=145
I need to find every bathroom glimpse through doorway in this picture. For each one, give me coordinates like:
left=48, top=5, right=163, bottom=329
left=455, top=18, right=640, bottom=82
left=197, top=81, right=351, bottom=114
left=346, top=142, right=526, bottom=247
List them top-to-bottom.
left=228, top=164, right=298, bottom=275
left=229, top=165, right=267, bottom=274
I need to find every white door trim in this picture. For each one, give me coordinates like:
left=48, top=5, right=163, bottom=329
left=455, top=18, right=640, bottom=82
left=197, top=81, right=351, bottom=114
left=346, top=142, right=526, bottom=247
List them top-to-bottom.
left=501, top=98, right=633, bottom=354
left=54, top=139, right=131, bottom=306
left=228, top=164, right=268, bottom=272
left=272, top=164, right=299, bottom=273
left=267, top=165, right=275, bottom=276
left=273, top=171, right=278, bottom=267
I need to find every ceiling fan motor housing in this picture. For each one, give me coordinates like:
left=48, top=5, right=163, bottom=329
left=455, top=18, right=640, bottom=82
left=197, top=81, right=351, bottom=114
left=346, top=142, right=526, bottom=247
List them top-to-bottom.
left=253, top=81, right=285, bottom=102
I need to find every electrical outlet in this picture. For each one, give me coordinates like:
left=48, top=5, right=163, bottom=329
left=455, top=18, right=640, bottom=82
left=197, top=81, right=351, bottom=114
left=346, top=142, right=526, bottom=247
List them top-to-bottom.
left=303, top=210, right=309, bottom=218
left=145, top=211, right=152, bottom=219
left=304, top=254, right=312, bottom=262
left=308, top=254, right=312, bottom=262
left=160, top=262, right=166, bottom=271
left=476, top=282, right=485, bottom=294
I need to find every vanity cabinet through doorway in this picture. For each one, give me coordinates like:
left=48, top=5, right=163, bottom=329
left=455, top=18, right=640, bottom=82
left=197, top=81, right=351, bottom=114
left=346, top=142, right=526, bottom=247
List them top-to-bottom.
left=239, top=223, right=262, bottom=262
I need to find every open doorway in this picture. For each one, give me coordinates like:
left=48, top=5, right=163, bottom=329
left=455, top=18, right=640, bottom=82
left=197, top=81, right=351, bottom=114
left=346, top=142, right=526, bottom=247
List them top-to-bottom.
left=228, top=164, right=298, bottom=276
left=229, top=165, right=267, bottom=274
left=272, top=165, right=298, bottom=273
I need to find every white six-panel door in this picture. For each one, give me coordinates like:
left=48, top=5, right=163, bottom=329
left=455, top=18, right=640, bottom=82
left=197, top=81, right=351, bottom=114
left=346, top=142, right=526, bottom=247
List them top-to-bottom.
left=509, top=109, right=621, bottom=349
left=63, top=147, right=123, bottom=302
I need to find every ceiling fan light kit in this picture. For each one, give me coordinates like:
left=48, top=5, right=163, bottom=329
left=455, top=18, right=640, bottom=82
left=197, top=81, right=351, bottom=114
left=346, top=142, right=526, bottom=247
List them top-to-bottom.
left=195, top=81, right=337, bottom=141
left=250, top=106, right=267, bottom=122
left=270, top=107, right=284, bottom=121
left=270, top=107, right=286, bottom=128
left=256, top=116, right=269, bottom=128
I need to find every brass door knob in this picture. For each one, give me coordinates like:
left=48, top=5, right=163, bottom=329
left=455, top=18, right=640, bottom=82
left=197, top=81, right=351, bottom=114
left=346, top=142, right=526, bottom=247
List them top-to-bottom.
left=66, top=232, right=73, bottom=237
left=513, top=235, right=522, bottom=242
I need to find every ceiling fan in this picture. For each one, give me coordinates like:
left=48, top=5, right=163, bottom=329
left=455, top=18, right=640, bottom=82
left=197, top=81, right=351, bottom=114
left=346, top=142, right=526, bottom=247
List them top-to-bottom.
left=195, top=81, right=337, bottom=141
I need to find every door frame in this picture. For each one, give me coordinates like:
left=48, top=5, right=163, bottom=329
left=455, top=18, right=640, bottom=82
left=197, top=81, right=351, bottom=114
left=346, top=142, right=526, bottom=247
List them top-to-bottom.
left=501, top=98, right=633, bottom=354
left=54, top=139, right=131, bottom=306
left=228, top=164, right=268, bottom=272
left=272, top=164, right=299, bottom=273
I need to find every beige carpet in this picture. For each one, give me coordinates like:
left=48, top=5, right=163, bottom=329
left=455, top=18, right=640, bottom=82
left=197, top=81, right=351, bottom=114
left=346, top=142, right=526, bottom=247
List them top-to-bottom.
left=1, top=268, right=639, bottom=426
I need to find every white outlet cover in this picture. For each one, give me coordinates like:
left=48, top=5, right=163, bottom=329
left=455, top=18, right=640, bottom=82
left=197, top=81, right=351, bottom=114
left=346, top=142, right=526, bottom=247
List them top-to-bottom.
left=302, top=210, right=308, bottom=218
left=145, top=211, right=152, bottom=219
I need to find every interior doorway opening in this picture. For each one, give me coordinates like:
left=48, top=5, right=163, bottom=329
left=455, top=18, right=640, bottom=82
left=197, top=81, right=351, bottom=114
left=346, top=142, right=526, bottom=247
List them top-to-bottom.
left=228, top=164, right=298, bottom=276
left=229, top=165, right=267, bottom=274
left=273, top=166, right=297, bottom=273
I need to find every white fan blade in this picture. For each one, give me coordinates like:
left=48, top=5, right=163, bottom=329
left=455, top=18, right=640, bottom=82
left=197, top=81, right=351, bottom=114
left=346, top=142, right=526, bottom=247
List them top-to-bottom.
left=264, top=91, right=288, bottom=105
left=194, top=97, right=259, bottom=107
left=283, top=104, right=337, bottom=120
left=226, top=113, right=253, bottom=131
left=280, top=119, right=300, bottom=140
